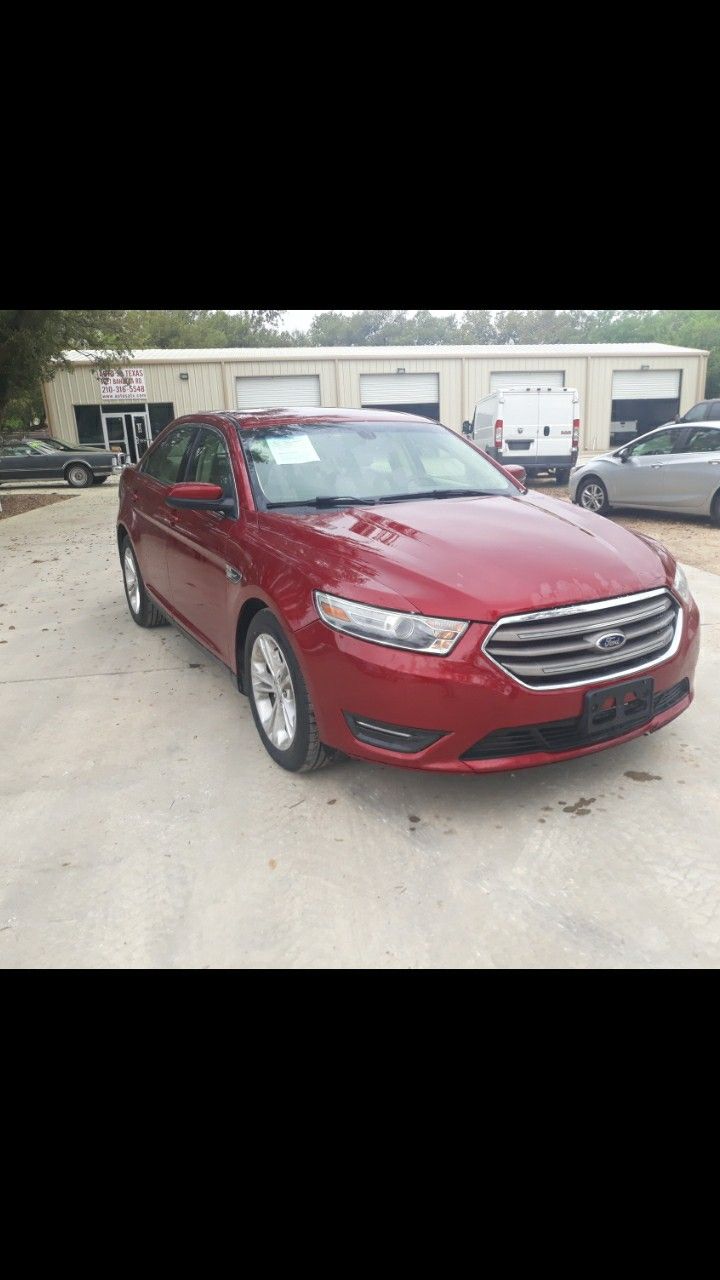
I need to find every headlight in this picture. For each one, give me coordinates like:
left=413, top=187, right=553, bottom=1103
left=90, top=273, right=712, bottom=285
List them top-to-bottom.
left=673, top=562, right=692, bottom=606
left=315, top=591, right=469, bottom=655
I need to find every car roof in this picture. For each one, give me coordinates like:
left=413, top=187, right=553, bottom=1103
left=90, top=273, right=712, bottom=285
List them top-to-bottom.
left=174, top=407, right=439, bottom=431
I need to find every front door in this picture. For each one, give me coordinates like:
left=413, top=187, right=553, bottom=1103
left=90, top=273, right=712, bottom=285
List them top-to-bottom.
left=102, top=410, right=152, bottom=463
left=130, top=413, right=150, bottom=459
left=104, top=414, right=130, bottom=458
left=164, top=427, right=238, bottom=663
left=613, top=427, right=679, bottom=507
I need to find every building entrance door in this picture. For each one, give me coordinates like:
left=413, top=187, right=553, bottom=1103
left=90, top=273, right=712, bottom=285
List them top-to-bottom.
left=102, top=410, right=152, bottom=463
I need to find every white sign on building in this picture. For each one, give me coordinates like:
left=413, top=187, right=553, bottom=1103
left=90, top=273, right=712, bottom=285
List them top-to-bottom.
left=98, top=367, right=147, bottom=400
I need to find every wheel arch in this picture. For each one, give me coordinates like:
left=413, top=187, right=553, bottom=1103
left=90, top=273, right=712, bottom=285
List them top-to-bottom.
left=63, top=459, right=92, bottom=481
left=235, top=597, right=271, bottom=693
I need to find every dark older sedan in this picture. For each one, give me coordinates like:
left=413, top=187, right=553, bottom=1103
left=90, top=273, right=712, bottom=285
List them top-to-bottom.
left=0, top=440, right=121, bottom=488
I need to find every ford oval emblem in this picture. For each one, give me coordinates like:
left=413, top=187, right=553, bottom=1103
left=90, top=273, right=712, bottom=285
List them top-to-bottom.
left=596, top=632, right=626, bottom=651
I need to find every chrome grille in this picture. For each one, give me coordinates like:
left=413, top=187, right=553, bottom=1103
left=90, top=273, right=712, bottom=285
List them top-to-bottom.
left=484, top=589, right=681, bottom=689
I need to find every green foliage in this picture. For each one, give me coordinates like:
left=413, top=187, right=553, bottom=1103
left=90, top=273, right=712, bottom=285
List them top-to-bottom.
left=0, top=309, right=135, bottom=427
left=124, top=310, right=286, bottom=349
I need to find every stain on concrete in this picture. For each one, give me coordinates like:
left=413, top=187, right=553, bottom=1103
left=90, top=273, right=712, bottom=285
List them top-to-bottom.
left=624, top=770, right=661, bottom=783
left=563, top=797, right=597, bottom=815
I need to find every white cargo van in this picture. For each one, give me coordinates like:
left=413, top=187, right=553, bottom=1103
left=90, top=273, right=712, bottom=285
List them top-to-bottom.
left=464, top=386, right=580, bottom=483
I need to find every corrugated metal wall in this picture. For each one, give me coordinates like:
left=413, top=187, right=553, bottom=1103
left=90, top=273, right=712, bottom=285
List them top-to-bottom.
left=45, top=350, right=708, bottom=452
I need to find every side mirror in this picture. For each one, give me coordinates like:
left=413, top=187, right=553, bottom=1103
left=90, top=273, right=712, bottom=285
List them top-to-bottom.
left=674, top=414, right=682, bottom=423
left=462, top=420, right=473, bottom=435
left=618, top=447, right=630, bottom=462
left=505, top=464, right=527, bottom=484
left=166, top=482, right=235, bottom=513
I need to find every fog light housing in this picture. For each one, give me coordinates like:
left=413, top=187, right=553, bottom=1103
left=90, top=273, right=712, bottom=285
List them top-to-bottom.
left=344, top=713, right=445, bottom=754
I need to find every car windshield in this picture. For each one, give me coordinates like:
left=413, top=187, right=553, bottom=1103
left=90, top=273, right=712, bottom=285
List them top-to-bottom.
left=238, top=420, right=515, bottom=509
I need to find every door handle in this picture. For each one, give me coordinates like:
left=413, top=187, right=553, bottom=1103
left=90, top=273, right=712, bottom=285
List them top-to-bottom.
left=708, top=460, right=720, bottom=465
left=650, top=464, right=664, bottom=469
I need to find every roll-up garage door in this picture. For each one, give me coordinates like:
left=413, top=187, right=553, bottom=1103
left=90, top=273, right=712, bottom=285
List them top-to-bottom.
left=611, top=370, right=681, bottom=399
left=490, top=371, right=565, bottom=391
left=360, top=373, right=439, bottom=405
left=236, top=374, right=321, bottom=408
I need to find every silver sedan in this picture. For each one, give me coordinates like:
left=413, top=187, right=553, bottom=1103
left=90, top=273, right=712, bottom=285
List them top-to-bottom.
left=570, top=423, right=720, bottom=524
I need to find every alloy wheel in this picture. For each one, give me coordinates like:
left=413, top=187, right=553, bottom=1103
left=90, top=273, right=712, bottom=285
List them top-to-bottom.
left=580, top=483, right=605, bottom=512
left=123, top=547, right=141, bottom=614
left=250, top=633, right=297, bottom=750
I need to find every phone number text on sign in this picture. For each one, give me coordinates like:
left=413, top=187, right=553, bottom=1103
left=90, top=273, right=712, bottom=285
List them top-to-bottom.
left=98, top=368, right=147, bottom=400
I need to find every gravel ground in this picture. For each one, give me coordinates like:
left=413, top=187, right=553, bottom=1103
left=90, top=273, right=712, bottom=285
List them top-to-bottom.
left=530, top=477, right=719, bottom=576
left=0, top=493, right=74, bottom=521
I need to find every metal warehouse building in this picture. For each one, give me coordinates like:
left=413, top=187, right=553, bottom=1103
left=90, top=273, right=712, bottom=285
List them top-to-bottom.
left=43, top=342, right=708, bottom=465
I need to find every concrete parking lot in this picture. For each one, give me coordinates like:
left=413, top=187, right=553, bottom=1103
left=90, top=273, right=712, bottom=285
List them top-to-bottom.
left=1, top=480, right=719, bottom=968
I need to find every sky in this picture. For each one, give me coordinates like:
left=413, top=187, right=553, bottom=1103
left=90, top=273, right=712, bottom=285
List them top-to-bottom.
left=282, top=309, right=463, bottom=332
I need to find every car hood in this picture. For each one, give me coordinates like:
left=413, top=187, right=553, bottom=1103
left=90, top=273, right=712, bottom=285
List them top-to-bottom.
left=260, top=492, right=672, bottom=623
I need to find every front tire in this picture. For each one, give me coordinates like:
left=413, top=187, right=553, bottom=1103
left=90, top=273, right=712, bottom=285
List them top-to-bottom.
left=66, top=463, right=92, bottom=489
left=577, top=475, right=610, bottom=515
left=711, top=490, right=720, bottom=527
left=121, top=536, right=167, bottom=628
left=245, top=608, right=337, bottom=772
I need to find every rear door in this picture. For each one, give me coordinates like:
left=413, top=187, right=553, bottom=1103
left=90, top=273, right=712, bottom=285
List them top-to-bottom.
left=536, top=390, right=574, bottom=464
left=500, top=391, right=540, bottom=462
left=130, top=423, right=198, bottom=607
left=659, top=426, right=720, bottom=512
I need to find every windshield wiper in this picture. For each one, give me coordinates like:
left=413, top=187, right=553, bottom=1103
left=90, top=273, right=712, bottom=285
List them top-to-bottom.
left=376, top=488, right=499, bottom=503
left=265, top=495, right=378, bottom=509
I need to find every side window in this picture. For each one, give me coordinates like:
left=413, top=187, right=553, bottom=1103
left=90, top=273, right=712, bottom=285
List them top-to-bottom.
left=711, top=402, right=720, bottom=420
left=682, top=403, right=709, bottom=422
left=141, top=424, right=196, bottom=485
left=185, top=429, right=235, bottom=498
left=685, top=429, right=720, bottom=454
left=628, top=430, right=677, bottom=457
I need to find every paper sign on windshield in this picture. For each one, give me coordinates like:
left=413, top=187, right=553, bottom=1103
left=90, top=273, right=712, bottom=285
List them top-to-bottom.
left=267, top=435, right=320, bottom=465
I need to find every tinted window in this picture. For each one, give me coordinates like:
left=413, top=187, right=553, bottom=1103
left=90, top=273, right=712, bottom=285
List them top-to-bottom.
left=148, top=402, right=176, bottom=437
left=711, top=402, right=720, bottom=420
left=683, top=403, right=709, bottom=422
left=74, top=404, right=104, bottom=444
left=141, top=424, right=195, bottom=484
left=685, top=428, right=720, bottom=454
left=186, top=429, right=234, bottom=497
left=628, top=430, right=677, bottom=457
left=1, top=445, right=34, bottom=456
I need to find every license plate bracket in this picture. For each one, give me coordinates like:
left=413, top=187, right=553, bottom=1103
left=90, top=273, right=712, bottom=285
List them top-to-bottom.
left=582, top=676, right=654, bottom=738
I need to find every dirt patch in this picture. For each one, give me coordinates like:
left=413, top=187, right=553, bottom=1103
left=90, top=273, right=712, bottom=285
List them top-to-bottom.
left=529, top=477, right=720, bottom=575
left=0, top=493, right=74, bottom=522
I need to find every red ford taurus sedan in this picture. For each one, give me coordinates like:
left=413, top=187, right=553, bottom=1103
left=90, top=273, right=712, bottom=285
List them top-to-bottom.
left=117, top=408, right=700, bottom=774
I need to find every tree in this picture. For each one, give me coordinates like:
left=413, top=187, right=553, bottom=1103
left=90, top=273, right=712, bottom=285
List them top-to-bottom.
left=0, top=309, right=134, bottom=428
left=125, top=309, right=286, bottom=348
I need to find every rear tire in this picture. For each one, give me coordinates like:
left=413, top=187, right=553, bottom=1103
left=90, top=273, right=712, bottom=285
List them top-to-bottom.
left=66, top=463, right=92, bottom=489
left=555, top=468, right=570, bottom=485
left=577, top=475, right=610, bottom=516
left=711, top=490, right=720, bottom=527
left=121, top=536, right=167, bottom=628
left=245, top=608, right=338, bottom=772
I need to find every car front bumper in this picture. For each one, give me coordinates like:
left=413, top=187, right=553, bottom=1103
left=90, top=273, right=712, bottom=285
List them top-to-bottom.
left=293, top=598, right=700, bottom=773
